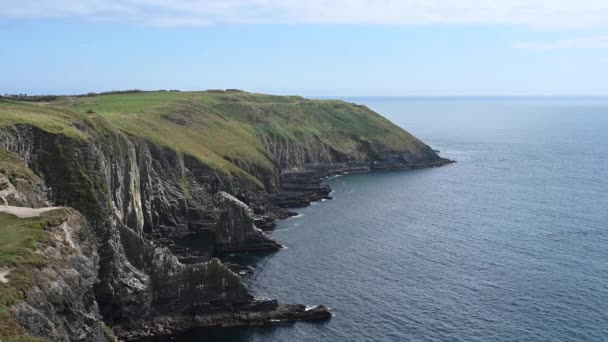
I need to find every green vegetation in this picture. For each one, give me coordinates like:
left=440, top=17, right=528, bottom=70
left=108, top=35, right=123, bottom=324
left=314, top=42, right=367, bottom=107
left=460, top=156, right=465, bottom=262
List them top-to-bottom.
left=0, top=90, right=427, bottom=187
left=0, top=94, right=58, bottom=103
left=0, top=100, right=87, bottom=139
left=0, top=148, right=40, bottom=184
left=0, top=209, right=68, bottom=341
left=0, top=210, right=68, bottom=269
left=103, top=322, right=118, bottom=342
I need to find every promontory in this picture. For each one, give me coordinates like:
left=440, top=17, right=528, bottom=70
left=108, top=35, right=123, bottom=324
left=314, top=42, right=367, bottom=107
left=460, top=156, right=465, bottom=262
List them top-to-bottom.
left=0, top=90, right=450, bottom=341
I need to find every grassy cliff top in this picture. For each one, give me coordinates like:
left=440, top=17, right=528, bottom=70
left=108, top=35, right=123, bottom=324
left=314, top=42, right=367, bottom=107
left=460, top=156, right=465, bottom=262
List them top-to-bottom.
left=0, top=90, right=431, bottom=186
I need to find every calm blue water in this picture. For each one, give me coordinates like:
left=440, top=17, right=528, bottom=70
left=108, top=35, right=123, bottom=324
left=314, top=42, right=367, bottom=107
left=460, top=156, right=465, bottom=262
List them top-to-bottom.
left=180, top=97, right=608, bottom=341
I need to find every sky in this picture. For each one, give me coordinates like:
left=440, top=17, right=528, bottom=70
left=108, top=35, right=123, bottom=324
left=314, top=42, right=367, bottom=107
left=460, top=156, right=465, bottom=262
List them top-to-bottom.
left=1, top=0, right=608, bottom=96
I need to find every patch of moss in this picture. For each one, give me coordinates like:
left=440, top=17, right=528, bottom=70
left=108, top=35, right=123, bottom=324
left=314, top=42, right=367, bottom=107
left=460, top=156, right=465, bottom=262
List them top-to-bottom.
left=103, top=322, right=118, bottom=342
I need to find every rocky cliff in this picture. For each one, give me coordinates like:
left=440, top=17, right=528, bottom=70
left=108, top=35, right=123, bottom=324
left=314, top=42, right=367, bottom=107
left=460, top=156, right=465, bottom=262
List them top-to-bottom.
left=0, top=91, right=450, bottom=341
left=0, top=164, right=111, bottom=341
left=213, top=191, right=282, bottom=254
left=10, top=208, right=110, bottom=342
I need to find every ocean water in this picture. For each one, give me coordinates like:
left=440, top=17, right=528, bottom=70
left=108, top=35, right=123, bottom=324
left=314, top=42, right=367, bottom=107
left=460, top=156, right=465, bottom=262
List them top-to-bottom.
left=175, top=97, right=608, bottom=341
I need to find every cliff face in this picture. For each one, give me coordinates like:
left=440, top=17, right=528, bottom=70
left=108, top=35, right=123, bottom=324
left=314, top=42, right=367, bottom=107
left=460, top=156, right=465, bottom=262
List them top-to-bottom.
left=0, top=91, right=450, bottom=340
left=0, top=125, right=255, bottom=324
left=259, top=126, right=442, bottom=172
left=260, top=134, right=348, bottom=170
left=0, top=165, right=110, bottom=341
left=213, top=191, right=282, bottom=254
left=11, top=209, right=109, bottom=342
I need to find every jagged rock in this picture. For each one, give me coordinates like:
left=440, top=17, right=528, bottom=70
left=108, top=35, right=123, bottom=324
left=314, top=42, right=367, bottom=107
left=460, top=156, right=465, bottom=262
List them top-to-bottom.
left=213, top=191, right=282, bottom=254
left=224, top=262, right=255, bottom=275
left=114, top=299, right=332, bottom=340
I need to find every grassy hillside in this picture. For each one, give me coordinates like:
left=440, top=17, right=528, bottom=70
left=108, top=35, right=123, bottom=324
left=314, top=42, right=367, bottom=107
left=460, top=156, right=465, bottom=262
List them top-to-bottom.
left=0, top=90, right=432, bottom=187
left=0, top=208, right=67, bottom=342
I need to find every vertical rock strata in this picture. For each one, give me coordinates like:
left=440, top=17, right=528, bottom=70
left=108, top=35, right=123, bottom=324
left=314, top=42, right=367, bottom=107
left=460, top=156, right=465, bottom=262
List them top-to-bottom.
left=0, top=113, right=449, bottom=340
left=214, top=191, right=282, bottom=254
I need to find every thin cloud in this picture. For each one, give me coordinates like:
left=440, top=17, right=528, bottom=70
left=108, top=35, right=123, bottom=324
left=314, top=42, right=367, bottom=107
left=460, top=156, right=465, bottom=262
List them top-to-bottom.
left=2, top=0, right=608, bottom=28
left=513, top=36, right=608, bottom=50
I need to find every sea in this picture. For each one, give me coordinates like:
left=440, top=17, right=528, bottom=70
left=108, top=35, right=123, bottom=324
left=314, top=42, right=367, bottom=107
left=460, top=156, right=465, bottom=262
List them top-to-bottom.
left=169, top=97, right=608, bottom=342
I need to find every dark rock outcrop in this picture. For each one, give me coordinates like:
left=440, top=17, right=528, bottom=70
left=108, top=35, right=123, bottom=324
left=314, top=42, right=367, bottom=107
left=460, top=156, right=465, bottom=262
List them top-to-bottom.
left=271, top=157, right=452, bottom=209
left=213, top=191, right=282, bottom=254
left=115, top=299, right=331, bottom=341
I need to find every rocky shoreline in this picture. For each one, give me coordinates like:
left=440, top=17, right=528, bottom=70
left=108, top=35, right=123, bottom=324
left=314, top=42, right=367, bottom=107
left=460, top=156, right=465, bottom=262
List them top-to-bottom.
left=0, top=117, right=451, bottom=341
left=114, top=158, right=453, bottom=341
left=271, top=159, right=453, bottom=210
left=116, top=300, right=332, bottom=341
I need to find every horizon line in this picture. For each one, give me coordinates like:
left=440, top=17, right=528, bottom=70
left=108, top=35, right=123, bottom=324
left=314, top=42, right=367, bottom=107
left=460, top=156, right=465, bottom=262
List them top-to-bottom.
left=3, top=89, right=608, bottom=98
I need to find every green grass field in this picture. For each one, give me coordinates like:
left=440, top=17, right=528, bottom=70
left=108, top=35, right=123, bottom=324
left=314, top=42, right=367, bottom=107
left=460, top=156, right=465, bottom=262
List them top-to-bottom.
left=0, top=90, right=427, bottom=187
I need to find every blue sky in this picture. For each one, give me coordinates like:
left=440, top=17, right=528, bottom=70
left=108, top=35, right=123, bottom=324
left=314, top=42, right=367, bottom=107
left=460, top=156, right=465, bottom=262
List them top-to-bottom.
left=1, top=1, right=608, bottom=96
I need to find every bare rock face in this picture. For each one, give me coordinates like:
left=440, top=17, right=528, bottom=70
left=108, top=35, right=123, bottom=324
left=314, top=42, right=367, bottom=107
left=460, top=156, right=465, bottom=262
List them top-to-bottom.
left=260, top=134, right=347, bottom=171
left=0, top=171, right=48, bottom=207
left=213, top=191, right=282, bottom=254
left=148, top=252, right=251, bottom=314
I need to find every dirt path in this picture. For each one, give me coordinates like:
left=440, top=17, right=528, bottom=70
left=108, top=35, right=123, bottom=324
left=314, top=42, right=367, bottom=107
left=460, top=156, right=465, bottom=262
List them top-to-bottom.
left=0, top=205, right=63, bottom=218
left=0, top=206, right=64, bottom=283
